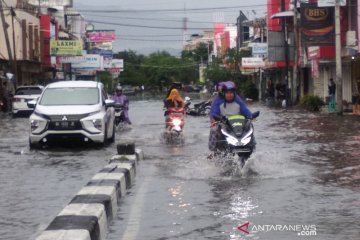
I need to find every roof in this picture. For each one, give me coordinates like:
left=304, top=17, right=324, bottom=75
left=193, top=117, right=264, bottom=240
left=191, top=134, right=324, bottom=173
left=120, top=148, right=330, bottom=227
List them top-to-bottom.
left=46, top=80, right=100, bottom=89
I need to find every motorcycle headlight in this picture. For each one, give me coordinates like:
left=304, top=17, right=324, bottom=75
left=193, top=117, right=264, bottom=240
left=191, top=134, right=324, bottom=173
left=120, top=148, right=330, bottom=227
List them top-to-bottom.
left=30, top=114, right=48, bottom=134
left=172, top=118, right=182, bottom=126
left=240, top=127, right=253, bottom=146
left=221, top=129, right=239, bottom=146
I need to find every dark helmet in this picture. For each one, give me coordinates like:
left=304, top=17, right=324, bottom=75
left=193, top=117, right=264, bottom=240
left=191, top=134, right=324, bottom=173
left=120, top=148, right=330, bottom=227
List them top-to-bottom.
left=222, top=81, right=236, bottom=92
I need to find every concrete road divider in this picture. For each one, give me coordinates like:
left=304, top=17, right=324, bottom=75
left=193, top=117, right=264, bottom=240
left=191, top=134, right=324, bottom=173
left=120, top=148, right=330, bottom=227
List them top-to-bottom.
left=36, top=144, right=143, bottom=240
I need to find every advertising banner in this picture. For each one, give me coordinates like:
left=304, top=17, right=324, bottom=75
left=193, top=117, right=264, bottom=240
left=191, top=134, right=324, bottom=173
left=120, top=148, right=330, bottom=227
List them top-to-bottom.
left=28, top=0, right=72, bottom=7
left=317, top=0, right=346, bottom=7
left=300, top=3, right=334, bottom=45
left=86, top=31, right=116, bottom=42
left=50, top=40, right=83, bottom=56
left=88, top=41, right=113, bottom=51
left=89, top=49, right=113, bottom=68
left=72, top=54, right=103, bottom=69
left=59, top=56, right=86, bottom=64
left=111, top=59, right=124, bottom=69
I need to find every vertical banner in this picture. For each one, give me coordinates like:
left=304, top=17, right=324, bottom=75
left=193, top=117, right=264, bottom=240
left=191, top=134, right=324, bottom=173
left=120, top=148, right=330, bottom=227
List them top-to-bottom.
left=311, top=59, right=319, bottom=78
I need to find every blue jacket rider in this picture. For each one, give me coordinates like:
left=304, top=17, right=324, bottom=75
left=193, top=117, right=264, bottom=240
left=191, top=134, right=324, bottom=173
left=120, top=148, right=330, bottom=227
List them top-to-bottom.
left=208, top=81, right=252, bottom=151
left=210, top=81, right=252, bottom=120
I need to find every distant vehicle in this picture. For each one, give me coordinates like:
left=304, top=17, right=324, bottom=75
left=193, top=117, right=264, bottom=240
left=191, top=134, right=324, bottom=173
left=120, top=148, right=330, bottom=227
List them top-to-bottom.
left=28, top=81, right=115, bottom=148
left=12, top=85, right=44, bottom=116
left=122, top=85, right=136, bottom=95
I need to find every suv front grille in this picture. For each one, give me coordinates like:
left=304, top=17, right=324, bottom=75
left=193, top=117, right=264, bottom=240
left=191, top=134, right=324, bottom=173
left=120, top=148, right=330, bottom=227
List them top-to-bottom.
left=47, top=114, right=89, bottom=131
left=48, top=121, right=82, bottom=130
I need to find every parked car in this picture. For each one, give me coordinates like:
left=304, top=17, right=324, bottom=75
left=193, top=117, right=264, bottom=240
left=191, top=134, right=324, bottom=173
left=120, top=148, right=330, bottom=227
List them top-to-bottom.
left=28, top=81, right=115, bottom=148
left=12, top=85, right=44, bottom=116
left=183, top=85, right=202, bottom=93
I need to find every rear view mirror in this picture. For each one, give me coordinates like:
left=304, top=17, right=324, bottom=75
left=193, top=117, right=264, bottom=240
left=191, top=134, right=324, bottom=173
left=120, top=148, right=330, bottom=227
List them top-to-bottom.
left=105, top=99, right=115, bottom=108
left=252, top=111, right=260, bottom=119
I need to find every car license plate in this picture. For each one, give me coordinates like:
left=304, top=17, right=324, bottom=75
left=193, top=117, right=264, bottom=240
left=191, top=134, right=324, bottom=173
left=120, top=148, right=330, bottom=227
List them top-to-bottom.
left=115, top=112, right=121, bottom=116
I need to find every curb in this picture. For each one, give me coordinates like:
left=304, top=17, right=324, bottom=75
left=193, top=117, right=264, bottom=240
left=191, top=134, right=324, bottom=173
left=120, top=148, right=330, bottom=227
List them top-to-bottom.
left=36, top=146, right=144, bottom=240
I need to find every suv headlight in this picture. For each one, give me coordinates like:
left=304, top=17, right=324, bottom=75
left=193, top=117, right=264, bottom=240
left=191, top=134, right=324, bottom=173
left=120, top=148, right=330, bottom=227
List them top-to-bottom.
left=30, top=114, right=48, bottom=134
left=81, top=118, right=103, bottom=134
left=92, top=119, right=102, bottom=131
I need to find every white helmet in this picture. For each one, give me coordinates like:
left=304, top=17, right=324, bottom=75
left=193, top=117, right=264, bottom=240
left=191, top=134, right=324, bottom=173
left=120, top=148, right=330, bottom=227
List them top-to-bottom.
left=116, top=86, right=123, bottom=91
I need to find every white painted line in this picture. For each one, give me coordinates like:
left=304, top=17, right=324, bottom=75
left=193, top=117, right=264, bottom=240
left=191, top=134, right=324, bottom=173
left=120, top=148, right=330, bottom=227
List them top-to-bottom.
left=120, top=177, right=152, bottom=240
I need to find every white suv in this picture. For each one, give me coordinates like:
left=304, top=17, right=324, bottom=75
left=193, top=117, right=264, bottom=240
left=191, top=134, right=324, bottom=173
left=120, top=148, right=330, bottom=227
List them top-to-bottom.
left=28, top=81, right=115, bottom=148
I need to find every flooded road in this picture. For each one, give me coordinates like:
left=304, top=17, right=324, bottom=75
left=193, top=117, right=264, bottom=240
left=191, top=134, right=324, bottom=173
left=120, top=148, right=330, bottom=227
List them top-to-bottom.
left=0, top=100, right=359, bottom=239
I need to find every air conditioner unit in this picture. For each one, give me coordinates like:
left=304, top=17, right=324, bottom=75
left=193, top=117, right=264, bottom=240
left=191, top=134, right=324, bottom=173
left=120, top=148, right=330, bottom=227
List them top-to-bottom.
left=346, top=31, right=357, bottom=47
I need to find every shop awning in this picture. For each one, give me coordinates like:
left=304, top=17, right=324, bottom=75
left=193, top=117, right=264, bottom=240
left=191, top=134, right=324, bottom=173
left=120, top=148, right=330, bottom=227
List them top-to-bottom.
left=271, top=11, right=294, bottom=19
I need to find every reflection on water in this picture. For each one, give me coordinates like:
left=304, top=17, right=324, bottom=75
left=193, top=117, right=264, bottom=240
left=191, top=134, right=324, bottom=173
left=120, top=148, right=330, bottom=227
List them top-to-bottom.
left=288, top=113, right=360, bottom=191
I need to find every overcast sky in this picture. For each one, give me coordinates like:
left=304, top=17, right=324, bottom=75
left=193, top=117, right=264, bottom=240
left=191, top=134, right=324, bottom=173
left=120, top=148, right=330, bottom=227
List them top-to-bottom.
left=74, top=0, right=266, bottom=55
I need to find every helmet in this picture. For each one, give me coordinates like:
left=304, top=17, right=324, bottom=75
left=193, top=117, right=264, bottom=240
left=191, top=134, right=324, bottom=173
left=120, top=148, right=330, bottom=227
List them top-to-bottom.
left=222, top=81, right=236, bottom=92
left=116, top=86, right=123, bottom=91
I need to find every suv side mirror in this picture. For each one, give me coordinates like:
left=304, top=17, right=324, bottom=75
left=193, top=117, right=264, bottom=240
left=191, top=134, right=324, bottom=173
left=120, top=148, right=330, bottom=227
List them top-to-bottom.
left=105, top=99, right=115, bottom=108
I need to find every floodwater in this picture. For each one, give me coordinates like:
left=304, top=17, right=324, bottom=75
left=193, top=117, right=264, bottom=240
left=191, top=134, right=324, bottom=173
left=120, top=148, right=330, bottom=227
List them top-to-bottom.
left=0, top=99, right=359, bottom=239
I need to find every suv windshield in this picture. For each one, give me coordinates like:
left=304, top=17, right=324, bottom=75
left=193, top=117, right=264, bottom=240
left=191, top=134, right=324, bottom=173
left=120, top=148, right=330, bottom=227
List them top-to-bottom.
left=15, top=87, right=42, bottom=95
left=40, top=87, right=99, bottom=105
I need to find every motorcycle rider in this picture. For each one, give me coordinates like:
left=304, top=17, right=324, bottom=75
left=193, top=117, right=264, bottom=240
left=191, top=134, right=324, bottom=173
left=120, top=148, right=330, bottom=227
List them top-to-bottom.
left=208, top=81, right=253, bottom=151
left=112, top=86, right=131, bottom=124
left=164, top=88, right=185, bottom=113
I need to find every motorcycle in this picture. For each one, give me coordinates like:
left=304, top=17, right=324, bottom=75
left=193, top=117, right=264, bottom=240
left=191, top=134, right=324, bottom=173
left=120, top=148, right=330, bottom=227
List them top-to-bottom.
left=184, top=97, right=212, bottom=116
left=114, top=103, right=126, bottom=129
left=163, top=107, right=185, bottom=144
left=212, top=111, right=260, bottom=168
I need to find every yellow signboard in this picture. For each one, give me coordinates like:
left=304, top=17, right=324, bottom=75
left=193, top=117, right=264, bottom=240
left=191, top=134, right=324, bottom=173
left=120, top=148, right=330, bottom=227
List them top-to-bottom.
left=50, top=40, right=83, bottom=56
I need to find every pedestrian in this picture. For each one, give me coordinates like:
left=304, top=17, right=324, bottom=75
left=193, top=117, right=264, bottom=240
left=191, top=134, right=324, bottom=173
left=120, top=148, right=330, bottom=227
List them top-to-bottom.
left=328, top=78, right=336, bottom=103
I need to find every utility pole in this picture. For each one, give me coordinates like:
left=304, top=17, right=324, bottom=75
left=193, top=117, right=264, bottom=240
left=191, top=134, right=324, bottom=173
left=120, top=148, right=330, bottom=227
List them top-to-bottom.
left=281, top=0, right=290, bottom=106
left=292, top=0, right=299, bottom=103
left=335, top=0, right=343, bottom=114
left=10, top=7, right=18, bottom=86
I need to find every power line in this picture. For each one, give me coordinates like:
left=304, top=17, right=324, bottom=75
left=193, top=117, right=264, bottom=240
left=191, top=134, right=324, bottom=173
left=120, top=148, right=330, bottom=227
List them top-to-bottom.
left=77, top=4, right=267, bottom=13
left=88, top=19, right=215, bottom=30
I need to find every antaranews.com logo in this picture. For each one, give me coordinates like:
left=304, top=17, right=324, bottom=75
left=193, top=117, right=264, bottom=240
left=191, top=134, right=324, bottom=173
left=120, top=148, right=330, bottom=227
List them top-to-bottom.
left=238, top=222, right=317, bottom=237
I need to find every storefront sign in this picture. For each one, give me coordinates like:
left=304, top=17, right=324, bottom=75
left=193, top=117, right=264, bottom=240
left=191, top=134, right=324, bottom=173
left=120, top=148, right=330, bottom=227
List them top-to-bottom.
left=50, top=40, right=83, bottom=56
left=249, top=43, right=268, bottom=58
left=241, top=57, right=265, bottom=69
left=111, top=59, right=124, bottom=69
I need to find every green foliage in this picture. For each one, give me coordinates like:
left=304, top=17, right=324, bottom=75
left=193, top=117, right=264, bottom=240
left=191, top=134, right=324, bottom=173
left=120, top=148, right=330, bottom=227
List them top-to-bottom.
left=113, top=50, right=198, bottom=90
left=99, top=71, right=113, bottom=93
left=237, top=79, right=259, bottom=100
left=300, top=95, right=325, bottom=111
